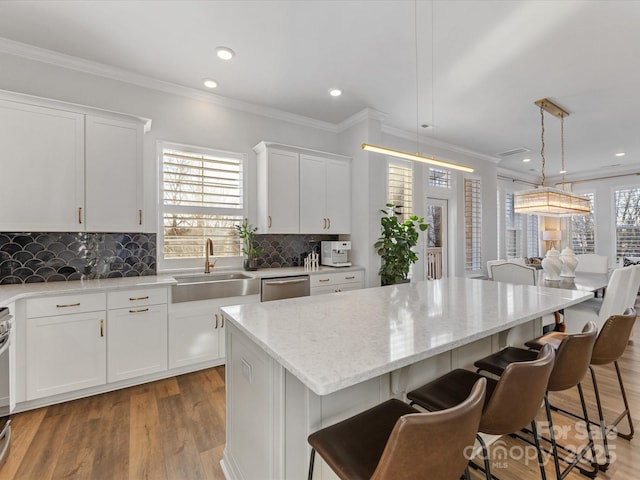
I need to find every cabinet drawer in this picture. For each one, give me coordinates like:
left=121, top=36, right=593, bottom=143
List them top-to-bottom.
left=310, top=271, right=363, bottom=288
left=108, top=288, right=168, bottom=309
left=26, top=292, right=106, bottom=318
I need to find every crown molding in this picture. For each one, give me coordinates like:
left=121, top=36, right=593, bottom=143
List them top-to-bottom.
left=0, top=37, right=339, bottom=132
left=336, top=108, right=388, bottom=132
left=382, top=124, right=501, bottom=164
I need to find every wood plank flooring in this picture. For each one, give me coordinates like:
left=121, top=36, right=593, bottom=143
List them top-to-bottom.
left=2, top=341, right=640, bottom=479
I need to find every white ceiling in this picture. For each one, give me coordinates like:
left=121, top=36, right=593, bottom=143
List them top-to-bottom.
left=1, top=0, right=639, bottom=181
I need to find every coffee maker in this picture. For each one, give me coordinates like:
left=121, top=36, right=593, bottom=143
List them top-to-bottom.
left=321, top=241, right=352, bottom=267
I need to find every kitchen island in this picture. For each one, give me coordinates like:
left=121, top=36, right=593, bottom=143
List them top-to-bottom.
left=220, top=277, right=593, bottom=480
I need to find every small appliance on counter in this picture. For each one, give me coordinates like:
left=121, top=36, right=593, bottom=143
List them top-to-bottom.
left=321, top=241, right=352, bottom=267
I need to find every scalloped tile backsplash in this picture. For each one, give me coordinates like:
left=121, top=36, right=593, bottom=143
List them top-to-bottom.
left=0, top=232, right=156, bottom=284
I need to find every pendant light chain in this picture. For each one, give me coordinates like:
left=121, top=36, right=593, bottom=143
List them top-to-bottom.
left=414, top=0, right=419, bottom=153
left=540, top=104, right=545, bottom=187
left=561, top=114, right=566, bottom=191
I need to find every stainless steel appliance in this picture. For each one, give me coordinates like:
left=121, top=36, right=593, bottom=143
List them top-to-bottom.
left=321, top=241, right=352, bottom=267
left=261, top=276, right=310, bottom=302
left=0, top=307, right=11, bottom=467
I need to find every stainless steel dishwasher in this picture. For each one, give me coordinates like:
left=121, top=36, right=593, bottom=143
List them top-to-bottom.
left=261, top=275, right=310, bottom=302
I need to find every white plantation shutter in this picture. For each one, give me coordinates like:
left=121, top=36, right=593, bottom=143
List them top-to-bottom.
left=161, top=145, right=244, bottom=260
left=388, top=159, right=413, bottom=222
left=428, top=167, right=451, bottom=188
left=465, top=178, right=482, bottom=271
left=615, top=188, right=640, bottom=257
left=571, top=192, right=595, bottom=254
left=505, top=193, right=523, bottom=259
left=527, top=214, right=539, bottom=257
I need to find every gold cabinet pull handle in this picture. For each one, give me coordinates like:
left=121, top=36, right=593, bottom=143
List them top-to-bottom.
left=78, top=207, right=83, bottom=224
left=139, top=209, right=142, bottom=225
left=268, top=215, right=272, bottom=228
left=345, top=276, right=355, bottom=280
left=319, top=278, right=330, bottom=282
left=129, top=296, right=149, bottom=301
left=57, top=302, right=80, bottom=308
left=129, top=308, right=149, bottom=313
left=215, top=313, right=219, bottom=329
left=221, top=314, right=224, bottom=328
left=100, top=319, right=104, bottom=337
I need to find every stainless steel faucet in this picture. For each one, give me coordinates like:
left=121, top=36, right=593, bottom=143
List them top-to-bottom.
left=205, top=238, right=216, bottom=273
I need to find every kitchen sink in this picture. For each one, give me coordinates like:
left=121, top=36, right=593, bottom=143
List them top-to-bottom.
left=171, top=272, right=260, bottom=303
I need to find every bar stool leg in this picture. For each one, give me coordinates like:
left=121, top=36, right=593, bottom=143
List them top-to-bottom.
left=614, top=360, right=635, bottom=440
left=589, top=365, right=611, bottom=471
left=575, top=383, right=598, bottom=478
left=543, top=394, right=563, bottom=480
left=531, top=419, right=548, bottom=480
left=308, top=448, right=316, bottom=480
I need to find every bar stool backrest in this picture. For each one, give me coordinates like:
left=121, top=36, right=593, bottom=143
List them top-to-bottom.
left=597, top=267, right=633, bottom=327
left=591, top=308, right=637, bottom=365
left=548, top=321, right=598, bottom=392
left=480, top=344, right=555, bottom=436
left=371, top=378, right=486, bottom=480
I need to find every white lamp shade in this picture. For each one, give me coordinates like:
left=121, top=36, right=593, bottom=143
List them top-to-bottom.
left=542, top=230, right=562, bottom=241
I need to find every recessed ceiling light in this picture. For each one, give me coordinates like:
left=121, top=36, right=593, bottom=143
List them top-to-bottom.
left=216, top=47, right=235, bottom=60
left=203, top=79, right=218, bottom=89
left=328, top=88, right=342, bottom=97
left=615, top=152, right=626, bottom=157
left=522, top=158, right=531, bottom=163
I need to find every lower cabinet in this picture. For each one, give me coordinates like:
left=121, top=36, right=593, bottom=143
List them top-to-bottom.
left=310, top=270, right=364, bottom=295
left=25, top=288, right=169, bottom=402
left=106, top=288, right=168, bottom=383
left=26, top=294, right=107, bottom=400
left=169, top=294, right=259, bottom=369
left=107, top=304, right=168, bottom=383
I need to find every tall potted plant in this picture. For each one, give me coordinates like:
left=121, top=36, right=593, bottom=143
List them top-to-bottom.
left=374, top=204, right=429, bottom=285
left=236, top=219, right=263, bottom=271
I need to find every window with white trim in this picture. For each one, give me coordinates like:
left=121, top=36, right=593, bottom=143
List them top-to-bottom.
left=159, top=143, right=245, bottom=268
left=388, top=159, right=413, bottom=222
left=428, top=167, right=451, bottom=188
left=464, top=178, right=482, bottom=271
left=615, top=188, right=640, bottom=257
left=505, top=193, right=523, bottom=259
left=571, top=193, right=595, bottom=254
left=527, top=215, right=539, bottom=257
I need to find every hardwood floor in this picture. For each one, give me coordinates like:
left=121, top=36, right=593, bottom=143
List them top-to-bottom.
left=2, top=341, right=640, bottom=480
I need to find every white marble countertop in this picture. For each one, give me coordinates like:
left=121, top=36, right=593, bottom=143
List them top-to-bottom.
left=0, top=265, right=364, bottom=307
left=221, top=277, right=593, bottom=396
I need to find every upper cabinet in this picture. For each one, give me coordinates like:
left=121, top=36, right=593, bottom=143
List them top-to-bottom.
left=0, top=91, right=150, bottom=233
left=0, top=99, right=85, bottom=231
left=85, top=115, right=143, bottom=232
left=254, top=142, right=351, bottom=234
left=300, top=154, right=351, bottom=234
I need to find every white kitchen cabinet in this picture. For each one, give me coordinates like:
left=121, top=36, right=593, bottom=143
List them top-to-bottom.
left=0, top=91, right=149, bottom=233
left=0, top=99, right=85, bottom=231
left=85, top=115, right=144, bottom=232
left=255, top=141, right=351, bottom=234
left=255, top=143, right=300, bottom=233
left=300, top=154, right=351, bottom=234
left=310, top=270, right=364, bottom=295
left=106, top=288, right=168, bottom=383
left=26, top=293, right=107, bottom=400
left=169, top=294, right=259, bottom=369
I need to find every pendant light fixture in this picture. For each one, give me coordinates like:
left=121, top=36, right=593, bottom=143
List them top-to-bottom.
left=362, top=1, right=474, bottom=173
left=513, top=98, right=590, bottom=216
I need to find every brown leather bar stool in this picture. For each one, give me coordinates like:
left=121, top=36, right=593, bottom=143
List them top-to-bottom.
left=526, top=308, right=636, bottom=471
left=474, top=322, right=598, bottom=480
left=407, top=344, right=555, bottom=480
left=307, top=378, right=486, bottom=480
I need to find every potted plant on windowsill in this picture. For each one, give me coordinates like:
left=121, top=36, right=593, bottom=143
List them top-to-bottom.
left=374, top=204, right=429, bottom=286
left=236, top=219, right=263, bottom=271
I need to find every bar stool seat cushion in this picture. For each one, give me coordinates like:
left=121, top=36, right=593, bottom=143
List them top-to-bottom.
left=473, top=346, right=538, bottom=378
left=406, top=368, right=497, bottom=413
left=308, top=399, right=418, bottom=480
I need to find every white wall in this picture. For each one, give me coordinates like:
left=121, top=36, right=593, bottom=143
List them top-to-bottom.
left=0, top=50, right=499, bottom=283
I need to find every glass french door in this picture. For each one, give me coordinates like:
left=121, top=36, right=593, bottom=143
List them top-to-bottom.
left=425, top=198, right=448, bottom=279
